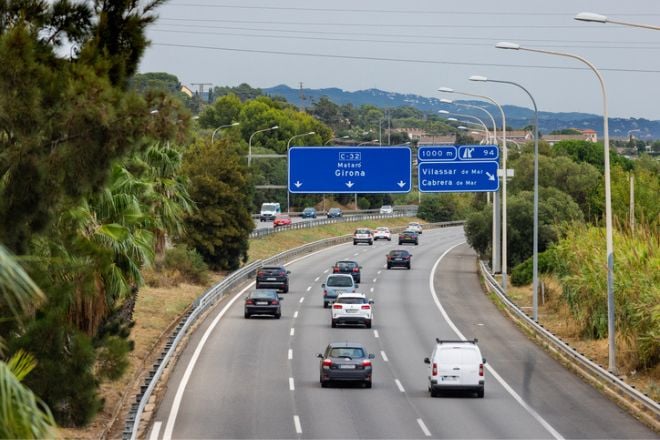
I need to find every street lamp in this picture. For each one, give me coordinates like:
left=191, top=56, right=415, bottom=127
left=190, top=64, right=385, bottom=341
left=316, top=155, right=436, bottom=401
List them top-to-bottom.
left=575, top=12, right=660, bottom=30
left=496, top=41, right=617, bottom=373
left=470, top=74, right=541, bottom=322
left=439, top=86, right=509, bottom=293
left=439, top=110, right=490, bottom=141
left=211, top=122, right=240, bottom=144
left=248, top=125, right=279, bottom=167
left=286, top=131, right=316, bottom=213
left=324, top=135, right=350, bottom=145
left=357, top=139, right=379, bottom=146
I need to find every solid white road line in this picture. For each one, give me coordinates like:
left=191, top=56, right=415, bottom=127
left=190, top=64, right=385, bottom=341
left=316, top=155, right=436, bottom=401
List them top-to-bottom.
left=429, top=241, right=564, bottom=440
left=314, top=276, right=320, bottom=282
left=306, top=286, right=311, bottom=292
left=299, top=297, right=305, bottom=304
left=293, top=311, right=299, bottom=319
left=290, top=328, right=295, bottom=336
left=373, top=330, right=379, bottom=338
left=288, top=349, right=293, bottom=360
left=381, top=350, right=389, bottom=362
left=289, top=377, right=295, bottom=391
left=395, top=379, right=405, bottom=393
left=293, top=415, right=303, bottom=434
left=417, top=418, right=432, bottom=437
left=149, top=421, right=162, bottom=440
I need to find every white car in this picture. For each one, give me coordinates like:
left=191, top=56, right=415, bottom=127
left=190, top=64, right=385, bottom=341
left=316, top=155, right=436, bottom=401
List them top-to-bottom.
left=379, top=205, right=394, bottom=214
left=407, top=222, right=423, bottom=234
left=373, top=226, right=392, bottom=241
left=353, top=228, right=374, bottom=245
left=331, top=293, right=374, bottom=328
left=424, top=339, right=486, bottom=398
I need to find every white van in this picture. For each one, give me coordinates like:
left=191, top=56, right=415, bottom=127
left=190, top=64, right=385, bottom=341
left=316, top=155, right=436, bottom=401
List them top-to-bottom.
left=259, top=202, right=281, bottom=222
left=424, top=338, right=485, bottom=398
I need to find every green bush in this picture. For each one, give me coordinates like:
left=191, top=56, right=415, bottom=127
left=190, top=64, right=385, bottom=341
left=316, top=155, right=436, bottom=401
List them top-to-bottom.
left=417, top=195, right=457, bottom=222
left=164, top=245, right=209, bottom=285
left=511, top=248, right=556, bottom=286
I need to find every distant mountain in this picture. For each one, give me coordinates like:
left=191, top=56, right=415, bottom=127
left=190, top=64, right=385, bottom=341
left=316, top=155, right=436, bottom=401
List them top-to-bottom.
left=263, top=85, right=660, bottom=140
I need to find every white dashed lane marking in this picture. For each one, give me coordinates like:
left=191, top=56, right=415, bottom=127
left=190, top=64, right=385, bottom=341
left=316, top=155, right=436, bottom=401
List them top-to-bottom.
left=323, top=269, right=329, bottom=273
left=377, top=270, right=382, bottom=275
left=314, top=276, right=320, bottom=282
left=373, top=278, right=377, bottom=282
left=306, top=286, right=311, bottom=292
left=370, top=287, right=374, bottom=293
left=299, top=297, right=304, bottom=304
left=293, top=311, right=299, bottom=319
left=290, top=328, right=295, bottom=336
left=373, top=330, right=379, bottom=338
left=288, top=349, right=293, bottom=360
left=381, top=351, right=389, bottom=362
left=289, top=377, right=295, bottom=391
left=395, top=379, right=405, bottom=393
left=294, top=415, right=302, bottom=434
left=417, top=418, right=432, bottom=437
left=149, top=421, right=162, bottom=440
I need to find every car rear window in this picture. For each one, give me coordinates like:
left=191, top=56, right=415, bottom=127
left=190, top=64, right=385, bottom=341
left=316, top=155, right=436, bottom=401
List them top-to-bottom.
left=377, top=227, right=389, bottom=231
left=355, top=229, right=370, bottom=234
left=389, top=251, right=409, bottom=257
left=336, top=262, right=357, bottom=269
left=327, top=276, right=354, bottom=287
left=250, top=291, right=277, bottom=299
left=337, top=297, right=367, bottom=304
left=330, top=347, right=365, bottom=358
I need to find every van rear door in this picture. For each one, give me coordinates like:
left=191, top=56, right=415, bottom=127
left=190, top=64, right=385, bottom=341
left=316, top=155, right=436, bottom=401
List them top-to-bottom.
left=436, top=347, right=463, bottom=385
left=458, top=347, right=481, bottom=386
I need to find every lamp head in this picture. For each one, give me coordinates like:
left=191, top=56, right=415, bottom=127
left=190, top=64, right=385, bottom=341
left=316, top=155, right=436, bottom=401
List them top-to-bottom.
left=575, top=12, right=607, bottom=23
left=496, top=41, right=520, bottom=50
left=469, top=75, right=488, bottom=82
left=437, top=87, right=454, bottom=93
left=439, top=98, right=453, bottom=104
left=438, top=110, right=450, bottom=114
left=447, top=118, right=458, bottom=122
left=231, top=122, right=240, bottom=126
left=271, top=125, right=279, bottom=129
left=457, top=126, right=468, bottom=130
left=308, top=131, right=316, bottom=135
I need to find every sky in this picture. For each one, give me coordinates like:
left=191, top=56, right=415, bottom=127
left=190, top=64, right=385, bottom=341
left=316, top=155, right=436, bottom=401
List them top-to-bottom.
left=139, top=0, right=660, bottom=120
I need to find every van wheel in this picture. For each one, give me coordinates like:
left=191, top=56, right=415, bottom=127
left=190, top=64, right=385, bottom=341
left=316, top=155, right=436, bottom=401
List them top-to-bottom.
left=282, top=286, right=289, bottom=293
left=275, top=313, right=281, bottom=319
left=365, top=320, right=372, bottom=329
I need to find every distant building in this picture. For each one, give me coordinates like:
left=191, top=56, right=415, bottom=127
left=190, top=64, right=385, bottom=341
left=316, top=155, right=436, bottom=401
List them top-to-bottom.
left=180, top=85, right=193, bottom=98
left=390, top=128, right=456, bottom=144
left=544, top=129, right=598, bottom=146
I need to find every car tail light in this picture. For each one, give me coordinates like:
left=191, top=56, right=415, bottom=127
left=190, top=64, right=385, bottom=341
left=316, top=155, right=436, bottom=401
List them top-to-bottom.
left=387, top=256, right=392, bottom=261
left=333, top=267, right=339, bottom=273
left=352, top=267, right=359, bottom=272
left=279, top=270, right=287, bottom=276
left=257, top=271, right=264, bottom=277
left=323, top=290, right=328, bottom=296
left=245, top=299, right=254, bottom=305
left=271, top=300, right=279, bottom=305
left=332, top=304, right=342, bottom=309
left=361, top=305, right=370, bottom=310
left=322, top=359, right=332, bottom=368
left=362, top=359, right=372, bottom=367
left=432, top=363, right=438, bottom=376
left=479, top=364, right=484, bottom=377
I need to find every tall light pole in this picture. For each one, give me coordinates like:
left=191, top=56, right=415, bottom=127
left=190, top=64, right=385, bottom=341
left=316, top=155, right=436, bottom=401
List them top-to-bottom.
left=575, top=12, right=660, bottom=31
left=496, top=41, right=617, bottom=373
left=470, top=75, right=541, bottom=322
left=439, top=86, right=509, bottom=293
left=440, top=97, right=500, bottom=272
left=439, top=110, right=490, bottom=141
left=211, top=122, right=240, bottom=144
left=248, top=125, right=279, bottom=167
left=286, top=131, right=316, bottom=213
left=324, top=135, right=350, bottom=145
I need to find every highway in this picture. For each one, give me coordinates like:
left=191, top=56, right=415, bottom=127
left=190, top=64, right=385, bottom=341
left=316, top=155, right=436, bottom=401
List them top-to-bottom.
left=148, top=226, right=655, bottom=439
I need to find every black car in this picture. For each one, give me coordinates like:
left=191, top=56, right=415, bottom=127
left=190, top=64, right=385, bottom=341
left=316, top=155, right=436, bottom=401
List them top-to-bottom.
left=301, top=207, right=317, bottom=218
left=327, top=207, right=343, bottom=218
left=398, top=230, right=419, bottom=245
left=386, top=250, right=412, bottom=270
left=332, top=260, right=362, bottom=283
left=256, top=266, right=290, bottom=292
left=244, top=289, right=282, bottom=319
left=317, top=342, right=375, bottom=388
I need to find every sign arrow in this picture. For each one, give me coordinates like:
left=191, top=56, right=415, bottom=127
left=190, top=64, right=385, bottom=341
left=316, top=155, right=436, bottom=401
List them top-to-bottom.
left=486, top=172, right=495, bottom=181
left=294, top=180, right=303, bottom=188
left=397, top=180, right=406, bottom=188
left=346, top=181, right=354, bottom=188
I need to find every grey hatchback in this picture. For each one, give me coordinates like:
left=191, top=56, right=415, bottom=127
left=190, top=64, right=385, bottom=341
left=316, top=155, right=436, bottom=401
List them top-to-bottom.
left=317, top=342, right=375, bottom=388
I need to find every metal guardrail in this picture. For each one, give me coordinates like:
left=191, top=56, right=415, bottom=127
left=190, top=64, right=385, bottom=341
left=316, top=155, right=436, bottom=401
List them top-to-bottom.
left=251, top=205, right=419, bottom=220
left=250, top=208, right=419, bottom=239
left=124, top=220, right=463, bottom=439
left=479, top=261, right=660, bottom=423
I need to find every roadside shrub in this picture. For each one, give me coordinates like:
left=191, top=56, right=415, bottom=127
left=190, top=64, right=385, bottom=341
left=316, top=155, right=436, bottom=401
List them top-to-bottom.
left=418, top=195, right=457, bottom=222
left=164, top=245, right=209, bottom=285
left=511, top=248, right=557, bottom=286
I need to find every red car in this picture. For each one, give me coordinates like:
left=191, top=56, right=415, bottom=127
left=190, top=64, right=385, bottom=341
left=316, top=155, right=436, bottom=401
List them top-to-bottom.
left=273, top=214, right=292, bottom=227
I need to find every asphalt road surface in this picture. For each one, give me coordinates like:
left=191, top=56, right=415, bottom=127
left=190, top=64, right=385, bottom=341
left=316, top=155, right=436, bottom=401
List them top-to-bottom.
left=148, top=226, right=655, bottom=439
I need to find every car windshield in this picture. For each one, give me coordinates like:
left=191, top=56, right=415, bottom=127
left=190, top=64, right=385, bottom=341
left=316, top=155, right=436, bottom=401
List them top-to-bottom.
left=262, top=204, right=278, bottom=211
left=327, top=276, right=353, bottom=287
left=250, top=290, right=277, bottom=299
left=337, top=297, right=367, bottom=304
left=329, top=347, right=365, bottom=358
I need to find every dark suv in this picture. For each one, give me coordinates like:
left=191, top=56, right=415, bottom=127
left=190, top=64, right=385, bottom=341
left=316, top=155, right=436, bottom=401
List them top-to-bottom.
left=301, top=207, right=317, bottom=218
left=327, top=207, right=343, bottom=218
left=398, top=230, right=419, bottom=245
left=386, top=250, right=412, bottom=270
left=332, top=260, right=362, bottom=283
left=256, top=266, right=290, bottom=292
left=317, top=342, right=375, bottom=388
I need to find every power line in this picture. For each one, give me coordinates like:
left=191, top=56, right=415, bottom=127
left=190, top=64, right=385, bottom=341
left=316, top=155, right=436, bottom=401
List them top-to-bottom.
left=166, top=3, right=660, bottom=17
left=153, top=22, right=660, bottom=46
left=151, top=27, right=660, bottom=50
left=152, top=42, right=660, bottom=73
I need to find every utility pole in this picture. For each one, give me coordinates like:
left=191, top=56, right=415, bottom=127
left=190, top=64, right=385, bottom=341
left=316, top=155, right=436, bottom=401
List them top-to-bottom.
left=299, top=82, right=306, bottom=111
left=191, top=83, right=213, bottom=102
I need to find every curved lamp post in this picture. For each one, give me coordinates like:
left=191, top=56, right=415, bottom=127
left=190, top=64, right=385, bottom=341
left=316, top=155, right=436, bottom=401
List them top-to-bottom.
left=575, top=12, right=660, bottom=30
left=496, top=40, right=617, bottom=373
left=470, top=74, right=541, bottom=322
left=439, top=86, right=509, bottom=293
left=439, top=110, right=490, bottom=141
left=211, top=122, right=240, bottom=144
left=248, top=125, right=279, bottom=167
left=324, top=135, right=350, bottom=145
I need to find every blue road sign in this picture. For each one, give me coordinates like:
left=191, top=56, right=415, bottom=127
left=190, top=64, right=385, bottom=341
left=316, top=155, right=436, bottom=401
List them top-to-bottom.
left=418, top=145, right=457, bottom=162
left=457, top=145, right=499, bottom=161
left=288, top=146, right=412, bottom=193
left=418, top=161, right=499, bottom=193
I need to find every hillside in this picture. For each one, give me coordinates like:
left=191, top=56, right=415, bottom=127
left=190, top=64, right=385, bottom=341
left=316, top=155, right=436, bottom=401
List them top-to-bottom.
left=264, top=85, right=660, bottom=139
